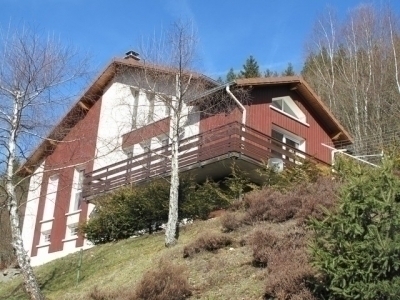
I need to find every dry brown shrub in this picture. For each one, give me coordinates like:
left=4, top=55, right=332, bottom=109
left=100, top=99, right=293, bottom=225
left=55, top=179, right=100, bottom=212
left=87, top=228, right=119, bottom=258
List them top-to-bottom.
left=243, top=177, right=339, bottom=225
left=294, top=177, right=339, bottom=224
left=244, top=189, right=301, bottom=223
left=220, top=211, right=243, bottom=232
left=261, top=227, right=317, bottom=300
left=247, top=228, right=279, bottom=267
left=183, top=232, right=232, bottom=258
left=134, top=259, right=192, bottom=300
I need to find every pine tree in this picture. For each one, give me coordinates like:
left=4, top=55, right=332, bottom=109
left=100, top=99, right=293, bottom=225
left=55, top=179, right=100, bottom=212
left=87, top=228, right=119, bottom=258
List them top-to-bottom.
left=240, top=55, right=260, bottom=78
left=281, top=62, right=295, bottom=76
left=226, top=68, right=237, bottom=82
left=264, top=69, right=279, bottom=77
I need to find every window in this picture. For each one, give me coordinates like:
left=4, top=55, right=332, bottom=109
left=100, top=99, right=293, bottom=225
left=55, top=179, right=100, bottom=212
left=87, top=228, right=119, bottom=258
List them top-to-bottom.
left=131, top=88, right=139, bottom=129
left=147, top=93, right=155, bottom=123
left=270, top=96, right=306, bottom=123
left=164, top=99, right=171, bottom=117
left=271, top=128, right=305, bottom=162
left=124, top=147, right=133, bottom=158
left=69, top=168, right=84, bottom=212
left=43, top=175, right=59, bottom=221
left=69, top=224, right=78, bottom=236
left=41, top=231, right=51, bottom=243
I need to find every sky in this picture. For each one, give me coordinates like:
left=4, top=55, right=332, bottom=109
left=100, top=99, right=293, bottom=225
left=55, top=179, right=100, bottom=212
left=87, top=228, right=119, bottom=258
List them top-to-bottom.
left=2, top=0, right=400, bottom=80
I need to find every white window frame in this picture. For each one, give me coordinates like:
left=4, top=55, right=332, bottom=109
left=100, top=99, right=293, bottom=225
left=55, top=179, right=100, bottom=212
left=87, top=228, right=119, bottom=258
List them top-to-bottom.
left=130, top=88, right=139, bottom=129
left=147, top=93, right=155, bottom=124
left=270, top=96, right=309, bottom=126
left=271, top=127, right=305, bottom=162
left=69, top=168, right=84, bottom=213
left=42, top=174, right=59, bottom=221
left=69, top=224, right=78, bottom=237
left=41, top=230, right=51, bottom=244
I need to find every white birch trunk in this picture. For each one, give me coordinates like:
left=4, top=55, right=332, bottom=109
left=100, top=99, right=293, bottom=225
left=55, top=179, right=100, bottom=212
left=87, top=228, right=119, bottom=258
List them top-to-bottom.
left=165, top=75, right=181, bottom=247
left=6, top=97, right=44, bottom=300
left=165, top=119, right=179, bottom=247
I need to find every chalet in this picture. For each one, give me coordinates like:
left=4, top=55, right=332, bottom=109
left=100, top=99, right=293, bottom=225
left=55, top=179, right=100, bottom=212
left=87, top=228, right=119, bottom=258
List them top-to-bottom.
left=20, top=53, right=352, bottom=266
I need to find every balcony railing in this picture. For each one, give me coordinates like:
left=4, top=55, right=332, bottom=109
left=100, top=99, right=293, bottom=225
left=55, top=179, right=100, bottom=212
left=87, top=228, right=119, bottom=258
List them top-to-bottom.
left=82, top=122, right=328, bottom=199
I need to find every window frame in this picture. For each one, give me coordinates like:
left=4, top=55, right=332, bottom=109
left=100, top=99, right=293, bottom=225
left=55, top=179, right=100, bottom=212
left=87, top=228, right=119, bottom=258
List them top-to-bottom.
left=270, top=96, right=309, bottom=126
left=271, top=127, right=305, bottom=162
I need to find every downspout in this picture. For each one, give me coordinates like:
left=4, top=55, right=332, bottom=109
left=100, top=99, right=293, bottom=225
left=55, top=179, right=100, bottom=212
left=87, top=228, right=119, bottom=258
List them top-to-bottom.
left=226, top=84, right=246, bottom=126
left=226, top=84, right=246, bottom=152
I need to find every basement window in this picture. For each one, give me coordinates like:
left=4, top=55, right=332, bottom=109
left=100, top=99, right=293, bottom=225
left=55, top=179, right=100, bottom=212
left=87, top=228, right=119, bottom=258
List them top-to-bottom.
left=270, top=96, right=307, bottom=124
left=69, top=224, right=78, bottom=236
left=41, top=231, right=51, bottom=243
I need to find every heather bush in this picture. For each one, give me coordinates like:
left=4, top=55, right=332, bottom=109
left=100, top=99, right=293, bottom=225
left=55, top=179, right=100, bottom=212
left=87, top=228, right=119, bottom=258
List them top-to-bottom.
left=310, top=157, right=400, bottom=299
left=243, top=177, right=338, bottom=225
left=220, top=211, right=243, bottom=232
left=248, top=226, right=317, bottom=299
left=264, top=227, right=316, bottom=299
left=247, top=228, right=279, bottom=267
left=183, top=232, right=232, bottom=258
left=134, top=259, right=192, bottom=300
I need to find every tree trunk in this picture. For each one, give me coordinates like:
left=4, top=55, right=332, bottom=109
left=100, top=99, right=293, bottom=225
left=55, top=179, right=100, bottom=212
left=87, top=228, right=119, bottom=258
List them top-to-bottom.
left=6, top=99, right=44, bottom=300
left=165, top=123, right=179, bottom=247
left=8, top=196, right=44, bottom=300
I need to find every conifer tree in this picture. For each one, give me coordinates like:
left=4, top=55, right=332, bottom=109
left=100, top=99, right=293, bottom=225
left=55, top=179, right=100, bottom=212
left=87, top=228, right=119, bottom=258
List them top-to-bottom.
left=240, top=55, right=260, bottom=78
left=281, top=62, right=295, bottom=76
left=226, top=68, right=237, bottom=82
left=310, top=157, right=400, bottom=299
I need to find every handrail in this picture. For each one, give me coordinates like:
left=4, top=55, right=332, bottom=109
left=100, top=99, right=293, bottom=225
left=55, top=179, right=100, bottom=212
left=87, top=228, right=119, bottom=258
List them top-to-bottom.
left=82, top=122, right=328, bottom=198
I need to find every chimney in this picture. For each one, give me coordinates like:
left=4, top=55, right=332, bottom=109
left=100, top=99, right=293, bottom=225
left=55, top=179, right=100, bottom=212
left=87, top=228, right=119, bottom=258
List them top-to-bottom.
left=124, top=50, right=140, bottom=61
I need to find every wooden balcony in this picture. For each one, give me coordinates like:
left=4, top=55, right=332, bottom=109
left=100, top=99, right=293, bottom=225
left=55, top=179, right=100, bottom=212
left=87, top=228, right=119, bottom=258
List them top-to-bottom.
left=82, top=122, right=328, bottom=199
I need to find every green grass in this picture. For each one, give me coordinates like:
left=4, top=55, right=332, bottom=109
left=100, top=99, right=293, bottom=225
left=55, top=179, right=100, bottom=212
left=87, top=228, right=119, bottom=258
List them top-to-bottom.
left=0, top=218, right=272, bottom=300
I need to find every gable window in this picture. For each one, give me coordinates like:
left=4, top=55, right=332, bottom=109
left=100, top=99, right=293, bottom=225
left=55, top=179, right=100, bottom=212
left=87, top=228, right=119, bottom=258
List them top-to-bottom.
left=270, top=96, right=307, bottom=124
left=271, top=127, right=305, bottom=162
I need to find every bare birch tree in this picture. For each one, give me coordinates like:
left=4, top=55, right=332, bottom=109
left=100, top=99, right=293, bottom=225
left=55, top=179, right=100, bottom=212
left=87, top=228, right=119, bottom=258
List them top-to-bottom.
left=303, top=4, right=400, bottom=154
left=114, top=21, right=244, bottom=247
left=136, top=21, right=207, bottom=247
left=0, top=26, right=87, bottom=299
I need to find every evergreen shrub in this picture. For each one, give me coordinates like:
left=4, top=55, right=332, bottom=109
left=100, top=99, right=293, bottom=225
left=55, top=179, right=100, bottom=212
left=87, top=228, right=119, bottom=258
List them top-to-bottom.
left=310, top=157, right=400, bottom=299
left=81, top=178, right=231, bottom=244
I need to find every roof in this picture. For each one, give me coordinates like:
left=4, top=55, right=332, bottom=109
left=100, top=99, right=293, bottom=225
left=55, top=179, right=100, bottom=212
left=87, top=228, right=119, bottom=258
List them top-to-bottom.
left=19, top=57, right=218, bottom=176
left=233, top=76, right=353, bottom=144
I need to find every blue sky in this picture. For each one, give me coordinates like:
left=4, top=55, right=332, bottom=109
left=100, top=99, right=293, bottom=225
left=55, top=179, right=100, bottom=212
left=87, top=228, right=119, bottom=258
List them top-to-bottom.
left=2, top=0, right=400, bottom=79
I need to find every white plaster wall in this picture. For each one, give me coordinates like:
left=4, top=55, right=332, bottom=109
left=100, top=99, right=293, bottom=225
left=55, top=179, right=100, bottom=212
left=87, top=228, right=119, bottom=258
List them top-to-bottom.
left=93, top=81, right=135, bottom=170
left=22, top=161, right=44, bottom=256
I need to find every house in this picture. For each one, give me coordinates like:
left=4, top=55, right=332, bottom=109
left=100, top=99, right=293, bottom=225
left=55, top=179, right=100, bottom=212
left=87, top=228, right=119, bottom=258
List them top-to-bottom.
left=20, top=53, right=352, bottom=266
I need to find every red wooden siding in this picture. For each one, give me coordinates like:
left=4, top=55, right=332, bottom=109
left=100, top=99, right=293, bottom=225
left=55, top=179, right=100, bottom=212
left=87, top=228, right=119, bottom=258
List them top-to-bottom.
left=199, top=85, right=332, bottom=164
left=31, top=97, right=102, bottom=256
left=200, top=107, right=241, bottom=133
left=122, top=117, right=170, bottom=149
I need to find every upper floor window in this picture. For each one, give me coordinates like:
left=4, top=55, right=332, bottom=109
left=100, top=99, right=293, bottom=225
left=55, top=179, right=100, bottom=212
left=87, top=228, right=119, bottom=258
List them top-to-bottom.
left=130, top=88, right=139, bottom=129
left=147, top=93, right=155, bottom=123
left=270, top=96, right=307, bottom=124
left=69, top=168, right=84, bottom=212
left=43, top=174, right=59, bottom=221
